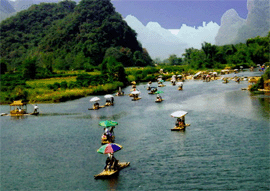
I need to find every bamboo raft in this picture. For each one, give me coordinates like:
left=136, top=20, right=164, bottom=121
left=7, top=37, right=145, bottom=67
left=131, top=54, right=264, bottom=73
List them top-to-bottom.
left=158, top=84, right=166, bottom=87
left=132, top=97, right=141, bottom=101
left=155, top=99, right=164, bottom=103
left=105, top=102, right=114, bottom=106
left=88, top=106, right=105, bottom=110
left=1, top=112, right=40, bottom=117
left=171, top=124, right=190, bottom=131
left=94, top=162, right=130, bottom=179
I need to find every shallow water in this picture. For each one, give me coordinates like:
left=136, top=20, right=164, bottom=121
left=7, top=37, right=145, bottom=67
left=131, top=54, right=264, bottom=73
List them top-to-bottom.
left=1, top=71, right=269, bottom=190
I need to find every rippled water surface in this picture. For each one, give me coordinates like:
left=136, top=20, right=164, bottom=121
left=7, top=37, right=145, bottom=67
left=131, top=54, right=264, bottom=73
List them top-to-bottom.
left=1, top=71, right=269, bottom=190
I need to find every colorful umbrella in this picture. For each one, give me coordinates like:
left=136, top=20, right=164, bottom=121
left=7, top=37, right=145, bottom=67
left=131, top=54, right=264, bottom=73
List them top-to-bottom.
left=155, top=91, right=164, bottom=94
left=99, top=120, right=118, bottom=127
left=97, top=143, right=123, bottom=154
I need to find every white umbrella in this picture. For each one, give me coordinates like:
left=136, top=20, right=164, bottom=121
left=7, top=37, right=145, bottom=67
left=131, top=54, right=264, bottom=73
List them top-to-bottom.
left=221, top=69, right=229, bottom=72
left=213, top=72, right=217, bottom=75
left=177, top=82, right=183, bottom=86
left=131, top=90, right=140, bottom=95
left=104, top=94, right=114, bottom=99
left=90, top=97, right=100, bottom=102
left=171, top=111, right=188, bottom=118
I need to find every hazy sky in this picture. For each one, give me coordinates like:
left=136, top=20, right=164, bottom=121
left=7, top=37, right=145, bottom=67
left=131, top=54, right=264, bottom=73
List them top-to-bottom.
left=112, top=0, right=248, bottom=29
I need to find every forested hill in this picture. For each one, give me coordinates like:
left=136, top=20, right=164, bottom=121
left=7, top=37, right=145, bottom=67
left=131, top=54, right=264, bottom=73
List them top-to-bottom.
left=0, top=0, right=152, bottom=73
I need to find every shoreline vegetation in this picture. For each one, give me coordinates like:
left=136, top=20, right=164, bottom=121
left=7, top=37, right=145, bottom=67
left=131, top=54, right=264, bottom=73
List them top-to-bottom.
left=1, top=66, right=268, bottom=105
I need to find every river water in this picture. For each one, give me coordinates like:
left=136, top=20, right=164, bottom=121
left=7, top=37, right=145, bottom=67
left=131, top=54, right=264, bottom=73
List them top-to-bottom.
left=1, top=71, right=269, bottom=190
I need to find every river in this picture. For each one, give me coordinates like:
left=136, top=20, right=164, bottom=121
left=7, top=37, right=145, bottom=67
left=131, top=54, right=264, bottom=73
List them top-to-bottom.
left=1, top=71, right=269, bottom=190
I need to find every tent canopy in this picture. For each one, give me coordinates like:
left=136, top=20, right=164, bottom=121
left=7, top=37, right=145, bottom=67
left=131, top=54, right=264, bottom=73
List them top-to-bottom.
left=10, top=100, right=26, bottom=106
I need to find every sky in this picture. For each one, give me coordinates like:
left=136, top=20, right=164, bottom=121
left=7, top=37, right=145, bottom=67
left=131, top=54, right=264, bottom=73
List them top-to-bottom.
left=112, top=0, right=248, bottom=29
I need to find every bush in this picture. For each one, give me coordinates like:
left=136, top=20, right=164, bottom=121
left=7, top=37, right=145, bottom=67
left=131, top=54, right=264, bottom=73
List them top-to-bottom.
left=60, top=81, right=68, bottom=89
left=68, top=81, right=79, bottom=89
left=52, top=82, right=60, bottom=91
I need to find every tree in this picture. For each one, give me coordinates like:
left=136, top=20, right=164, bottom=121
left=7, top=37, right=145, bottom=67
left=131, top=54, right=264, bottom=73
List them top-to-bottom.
left=104, top=47, right=133, bottom=67
left=168, top=54, right=182, bottom=65
left=22, top=56, right=37, bottom=79
left=101, top=56, right=128, bottom=84
left=0, top=59, right=7, bottom=74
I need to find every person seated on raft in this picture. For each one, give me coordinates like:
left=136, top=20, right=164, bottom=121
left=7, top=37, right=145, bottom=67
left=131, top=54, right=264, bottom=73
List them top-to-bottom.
left=116, top=91, right=124, bottom=96
left=156, top=94, right=162, bottom=101
left=111, top=97, right=114, bottom=104
left=106, top=99, right=111, bottom=105
left=94, top=102, right=99, bottom=109
left=33, top=104, right=38, bottom=113
left=175, top=118, right=184, bottom=127
left=110, top=126, right=115, bottom=136
left=105, top=129, right=112, bottom=142
left=101, top=133, right=107, bottom=141
left=110, top=153, right=119, bottom=171
left=104, top=156, right=111, bottom=171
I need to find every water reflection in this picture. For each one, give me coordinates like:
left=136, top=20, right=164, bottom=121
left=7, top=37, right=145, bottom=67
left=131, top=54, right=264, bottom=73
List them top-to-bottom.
left=258, top=98, right=270, bottom=114
left=9, top=115, right=27, bottom=120
left=107, top=177, right=119, bottom=191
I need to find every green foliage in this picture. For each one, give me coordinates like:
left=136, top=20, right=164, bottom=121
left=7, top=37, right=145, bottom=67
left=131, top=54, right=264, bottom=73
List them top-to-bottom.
left=0, top=0, right=152, bottom=76
left=181, top=35, right=269, bottom=70
left=104, top=47, right=134, bottom=67
left=167, top=54, right=183, bottom=65
left=22, top=56, right=37, bottom=79
left=101, top=56, right=128, bottom=84
left=0, top=59, right=8, bottom=74
left=250, top=68, right=270, bottom=91
left=1, top=73, right=26, bottom=92
left=76, top=73, right=105, bottom=87
left=250, top=77, right=264, bottom=91
left=60, top=81, right=68, bottom=89
left=53, top=82, right=60, bottom=91
left=8, top=86, right=29, bottom=102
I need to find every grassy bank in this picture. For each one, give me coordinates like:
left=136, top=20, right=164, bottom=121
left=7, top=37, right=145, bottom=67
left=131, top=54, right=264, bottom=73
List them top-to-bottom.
left=0, top=81, right=123, bottom=104
left=29, top=82, right=124, bottom=103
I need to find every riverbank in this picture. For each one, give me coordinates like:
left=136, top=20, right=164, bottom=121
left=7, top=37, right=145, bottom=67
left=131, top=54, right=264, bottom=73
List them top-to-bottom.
left=1, top=67, right=266, bottom=105
left=0, top=81, right=124, bottom=105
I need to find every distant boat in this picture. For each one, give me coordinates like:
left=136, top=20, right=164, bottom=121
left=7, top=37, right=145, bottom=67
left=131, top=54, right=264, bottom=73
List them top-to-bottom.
left=10, top=100, right=27, bottom=116
left=170, top=111, right=190, bottom=131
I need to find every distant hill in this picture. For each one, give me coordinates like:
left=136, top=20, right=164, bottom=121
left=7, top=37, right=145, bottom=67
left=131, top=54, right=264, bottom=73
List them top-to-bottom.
left=0, top=0, right=152, bottom=72
left=0, top=0, right=16, bottom=21
left=0, top=0, right=82, bottom=22
left=215, top=0, right=270, bottom=45
left=234, top=0, right=270, bottom=44
left=215, top=9, right=246, bottom=45
left=125, top=15, right=188, bottom=60
left=125, top=15, right=220, bottom=60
